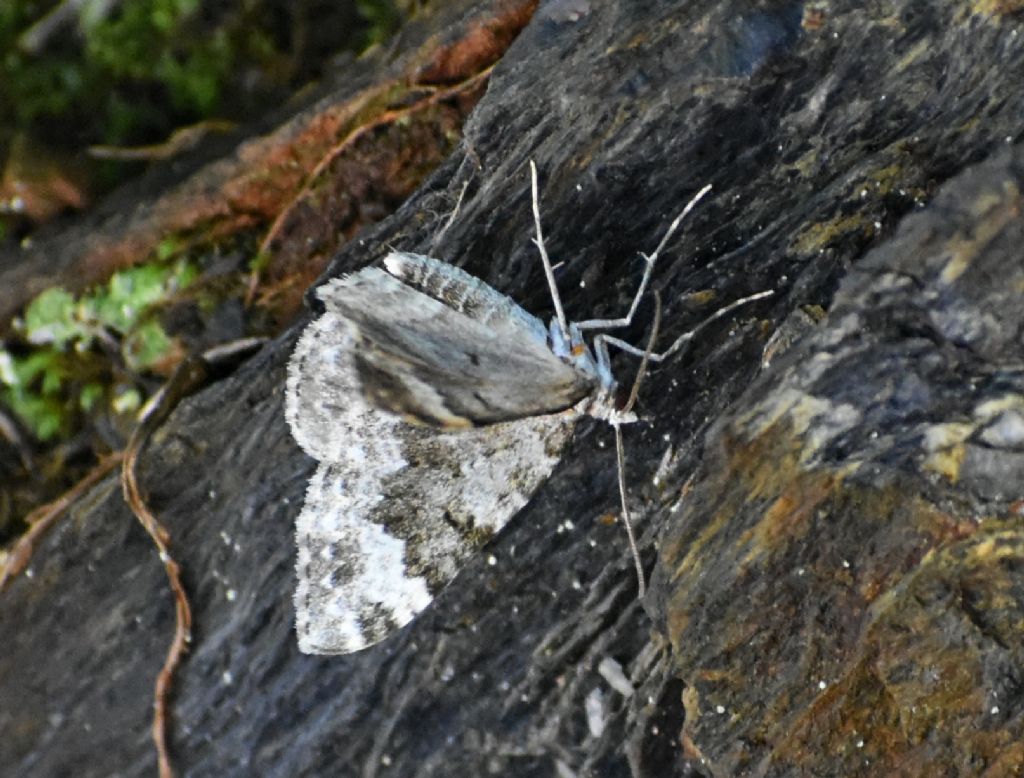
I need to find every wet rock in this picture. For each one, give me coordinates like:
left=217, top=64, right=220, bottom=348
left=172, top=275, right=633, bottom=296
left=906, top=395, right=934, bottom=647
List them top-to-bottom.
left=4, top=0, right=1024, bottom=776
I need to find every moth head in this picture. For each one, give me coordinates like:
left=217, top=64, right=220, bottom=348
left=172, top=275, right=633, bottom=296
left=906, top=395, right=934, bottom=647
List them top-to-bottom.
left=546, top=319, right=612, bottom=389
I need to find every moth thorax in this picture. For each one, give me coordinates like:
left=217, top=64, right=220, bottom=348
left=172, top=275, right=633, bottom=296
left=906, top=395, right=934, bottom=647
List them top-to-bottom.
left=548, top=318, right=603, bottom=384
left=585, top=385, right=637, bottom=425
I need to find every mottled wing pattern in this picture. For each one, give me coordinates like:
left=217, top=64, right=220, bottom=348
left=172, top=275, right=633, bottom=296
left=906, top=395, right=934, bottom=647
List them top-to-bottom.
left=321, top=255, right=595, bottom=426
left=285, top=270, right=581, bottom=654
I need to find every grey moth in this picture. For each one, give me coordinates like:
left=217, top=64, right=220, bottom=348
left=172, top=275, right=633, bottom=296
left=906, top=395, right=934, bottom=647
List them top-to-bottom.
left=285, top=164, right=765, bottom=654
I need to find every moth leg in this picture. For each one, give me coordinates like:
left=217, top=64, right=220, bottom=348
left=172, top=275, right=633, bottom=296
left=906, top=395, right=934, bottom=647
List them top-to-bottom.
left=530, top=160, right=571, bottom=342
left=576, top=183, right=712, bottom=332
left=595, top=288, right=774, bottom=364
left=606, top=289, right=772, bottom=598
left=609, top=293, right=663, bottom=596
left=613, top=421, right=646, bottom=597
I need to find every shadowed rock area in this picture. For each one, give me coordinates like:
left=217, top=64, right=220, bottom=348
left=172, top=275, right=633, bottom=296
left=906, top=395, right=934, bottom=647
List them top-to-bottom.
left=2, top=1, right=1024, bottom=776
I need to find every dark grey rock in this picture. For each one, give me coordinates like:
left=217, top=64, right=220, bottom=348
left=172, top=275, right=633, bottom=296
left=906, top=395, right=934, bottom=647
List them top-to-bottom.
left=4, top=1, right=1024, bottom=776
left=648, top=145, right=1024, bottom=776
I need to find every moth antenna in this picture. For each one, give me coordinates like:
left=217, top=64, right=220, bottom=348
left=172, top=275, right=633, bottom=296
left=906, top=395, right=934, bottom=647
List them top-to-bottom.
left=530, top=160, right=571, bottom=341
left=576, top=183, right=712, bottom=333
left=645, top=184, right=712, bottom=273
left=623, top=289, right=662, bottom=415
left=614, top=422, right=645, bottom=596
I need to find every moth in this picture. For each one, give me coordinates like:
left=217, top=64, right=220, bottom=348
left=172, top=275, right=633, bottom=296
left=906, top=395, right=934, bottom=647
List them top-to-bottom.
left=285, top=162, right=769, bottom=654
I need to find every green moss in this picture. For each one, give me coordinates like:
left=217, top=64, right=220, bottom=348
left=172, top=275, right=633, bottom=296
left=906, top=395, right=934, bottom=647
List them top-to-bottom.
left=358, top=0, right=402, bottom=47
left=1, top=257, right=198, bottom=440
left=80, top=259, right=197, bottom=334
left=22, top=287, right=78, bottom=348
left=123, top=319, right=175, bottom=371
left=0, top=347, right=78, bottom=440
left=79, top=381, right=104, bottom=411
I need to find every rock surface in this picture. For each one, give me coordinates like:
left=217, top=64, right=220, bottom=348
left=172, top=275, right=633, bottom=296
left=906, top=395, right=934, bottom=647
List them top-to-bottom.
left=2, top=1, right=1024, bottom=776
left=649, top=147, right=1024, bottom=777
